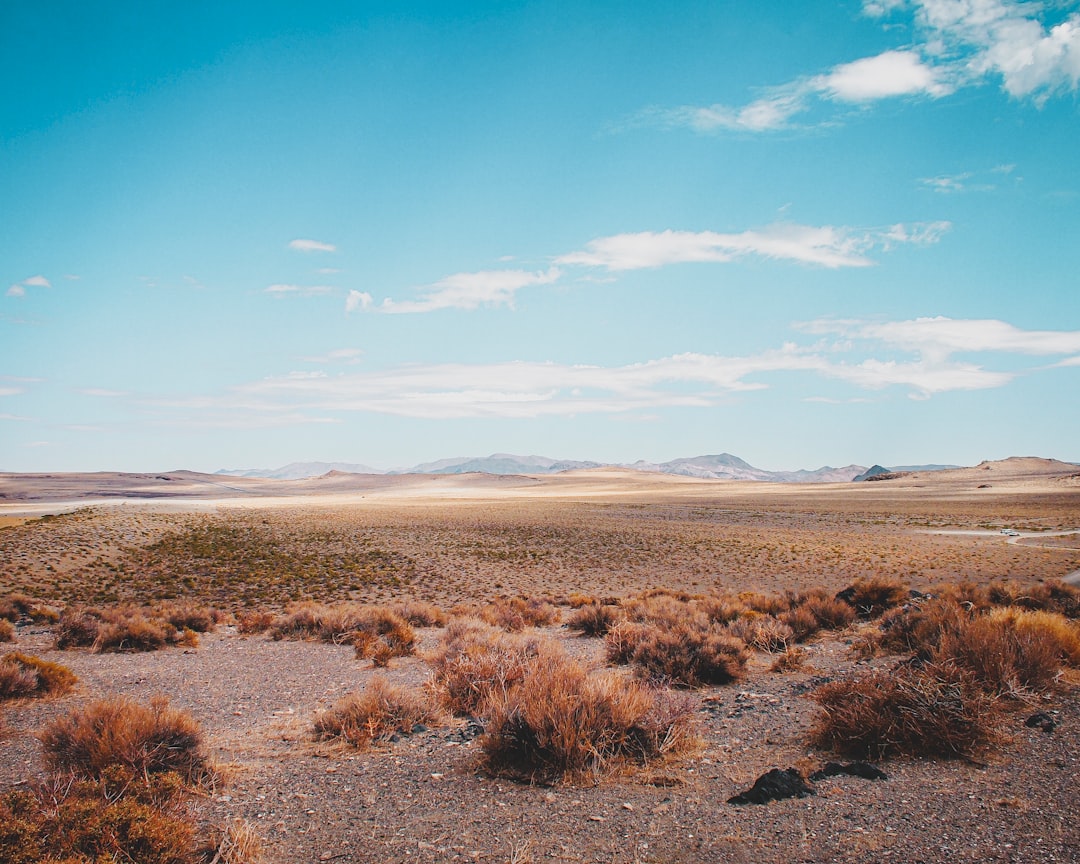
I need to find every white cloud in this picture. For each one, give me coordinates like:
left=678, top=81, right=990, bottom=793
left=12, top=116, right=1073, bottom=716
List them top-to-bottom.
left=658, top=1, right=1080, bottom=134
left=816, top=50, right=949, bottom=101
left=558, top=222, right=949, bottom=271
left=288, top=239, right=337, bottom=253
left=317, top=267, right=342, bottom=275
left=380, top=268, right=561, bottom=314
left=23, top=275, right=50, bottom=288
left=265, top=284, right=335, bottom=296
left=6, top=285, right=25, bottom=298
left=345, top=290, right=373, bottom=313
left=804, top=316, right=1080, bottom=358
left=301, top=348, right=366, bottom=364
left=0, top=387, right=23, bottom=397
left=78, top=388, right=129, bottom=397
left=0, top=412, right=32, bottom=421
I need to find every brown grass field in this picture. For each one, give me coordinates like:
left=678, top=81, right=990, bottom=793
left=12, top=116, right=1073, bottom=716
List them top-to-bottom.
left=1, top=458, right=1078, bottom=863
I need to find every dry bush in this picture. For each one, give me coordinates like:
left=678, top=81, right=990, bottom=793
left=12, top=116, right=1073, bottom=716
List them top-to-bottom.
left=837, top=577, right=911, bottom=619
left=1006, top=579, right=1080, bottom=619
left=933, top=581, right=992, bottom=612
left=738, top=591, right=793, bottom=616
left=567, top=592, right=599, bottom=608
left=0, top=593, right=58, bottom=624
left=623, top=594, right=706, bottom=631
left=695, top=594, right=747, bottom=625
left=800, top=594, right=857, bottom=630
left=480, top=596, right=560, bottom=631
left=878, top=597, right=969, bottom=658
left=391, top=600, right=448, bottom=628
left=156, top=601, right=223, bottom=633
left=269, top=603, right=416, bottom=655
left=565, top=603, right=622, bottom=637
left=55, top=606, right=104, bottom=649
left=779, top=606, right=821, bottom=642
left=988, top=608, right=1080, bottom=665
left=236, top=609, right=275, bottom=635
left=94, top=613, right=175, bottom=653
left=726, top=614, right=794, bottom=652
left=934, top=614, right=1062, bottom=696
left=426, top=618, right=551, bottom=716
left=0, top=619, right=13, bottom=643
left=603, top=621, right=651, bottom=665
left=628, top=622, right=749, bottom=687
left=770, top=646, right=807, bottom=673
left=480, top=651, right=698, bottom=783
left=0, top=652, right=77, bottom=699
left=809, top=662, right=999, bottom=759
left=314, top=676, right=442, bottom=748
left=39, top=696, right=213, bottom=785
left=0, top=769, right=197, bottom=864
left=207, top=818, right=265, bottom=864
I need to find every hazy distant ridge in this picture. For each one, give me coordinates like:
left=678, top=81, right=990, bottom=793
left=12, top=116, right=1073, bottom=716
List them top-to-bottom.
left=217, top=453, right=960, bottom=483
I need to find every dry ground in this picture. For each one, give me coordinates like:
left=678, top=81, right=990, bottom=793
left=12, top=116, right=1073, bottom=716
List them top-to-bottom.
left=1, top=460, right=1078, bottom=863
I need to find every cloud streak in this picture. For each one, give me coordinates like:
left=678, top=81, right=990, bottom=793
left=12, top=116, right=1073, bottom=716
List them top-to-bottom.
left=655, top=0, right=1080, bottom=133
left=288, top=239, right=337, bottom=253
left=380, top=268, right=561, bottom=314
left=142, top=316, right=1074, bottom=424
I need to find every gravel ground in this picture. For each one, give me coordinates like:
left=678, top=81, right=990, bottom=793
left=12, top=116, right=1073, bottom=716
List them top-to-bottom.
left=2, top=623, right=1077, bottom=864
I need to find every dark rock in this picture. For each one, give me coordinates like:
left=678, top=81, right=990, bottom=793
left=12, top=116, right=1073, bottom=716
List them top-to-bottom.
left=1025, top=711, right=1056, bottom=732
left=446, top=718, right=485, bottom=743
left=412, top=723, right=428, bottom=734
left=810, top=761, right=888, bottom=781
left=728, top=768, right=815, bottom=805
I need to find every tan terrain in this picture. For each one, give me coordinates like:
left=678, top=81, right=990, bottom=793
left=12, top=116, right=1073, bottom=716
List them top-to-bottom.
left=1, top=457, right=1078, bottom=863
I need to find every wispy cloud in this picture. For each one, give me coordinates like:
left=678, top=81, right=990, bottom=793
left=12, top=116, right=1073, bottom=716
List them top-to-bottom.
left=653, top=0, right=1080, bottom=133
left=557, top=222, right=949, bottom=271
left=288, top=238, right=337, bottom=253
left=379, top=268, right=561, bottom=314
left=23, top=275, right=51, bottom=288
left=265, top=284, right=335, bottom=296
left=6, top=285, right=25, bottom=298
left=345, top=290, right=373, bottom=313
left=140, top=315, right=1075, bottom=424
left=300, top=348, right=365, bottom=364
left=0, top=387, right=23, bottom=397
left=78, top=388, right=129, bottom=398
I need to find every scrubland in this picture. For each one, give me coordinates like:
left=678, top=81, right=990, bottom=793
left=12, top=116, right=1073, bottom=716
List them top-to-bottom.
left=1, top=472, right=1078, bottom=862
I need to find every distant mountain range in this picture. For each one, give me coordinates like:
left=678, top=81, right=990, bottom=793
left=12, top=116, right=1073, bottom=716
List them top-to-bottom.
left=216, top=453, right=961, bottom=484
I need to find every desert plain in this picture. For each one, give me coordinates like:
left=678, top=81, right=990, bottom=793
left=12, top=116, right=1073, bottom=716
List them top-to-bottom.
left=1, top=456, right=1079, bottom=863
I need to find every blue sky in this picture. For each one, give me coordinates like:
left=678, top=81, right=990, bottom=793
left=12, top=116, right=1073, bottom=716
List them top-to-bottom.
left=2, top=0, right=1079, bottom=473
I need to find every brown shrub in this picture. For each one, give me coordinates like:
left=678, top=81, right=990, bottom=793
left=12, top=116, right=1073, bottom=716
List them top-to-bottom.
left=837, top=577, right=910, bottom=619
left=1008, top=579, right=1080, bottom=619
left=738, top=591, right=792, bottom=616
left=567, top=592, right=599, bottom=608
left=0, top=594, right=58, bottom=624
left=622, top=594, right=705, bottom=630
left=695, top=594, right=747, bottom=625
left=800, top=595, right=857, bottom=631
left=480, top=596, right=560, bottom=631
left=878, top=597, right=969, bottom=658
left=391, top=600, right=448, bottom=628
left=156, top=602, right=223, bottom=633
left=270, top=603, right=416, bottom=653
left=566, top=603, right=622, bottom=637
left=55, top=606, right=104, bottom=649
left=779, top=606, right=821, bottom=642
left=988, top=608, right=1080, bottom=665
left=235, top=610, right=275, bottom=635
left=94, top=613, right=175, bottom=653
left=726, top=614, right=794, bottom=652
left=934, top=615, right=1062, bottom=696
left=426, top=618, right=551, bottom=716
left=0, top=619, right=13, bottom=643
left=603, top=621, right=651, bottom=665
left=629, top=623, right=749, bottom=687
left=770, top=646, right=807, bottom=673
left=0, top=652, right=77, bottom=699
left=480, top=652, right=698, bottom=783
left=809, top=662, right=999, bottom=759
left=314, top=677, right=442, bottom=748
left=39, top=696, right=213, bottom=785
left=0, top=770, right=197, bottom=864
left=206, top=818, right=265, bottom=864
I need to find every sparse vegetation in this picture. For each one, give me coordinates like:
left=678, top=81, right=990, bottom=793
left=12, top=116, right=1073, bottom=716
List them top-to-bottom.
left=481, top=596, right=560, bottom=631
left=0, top=652, right=77, bottom=699
left=314, top=676, right=443, bottom=748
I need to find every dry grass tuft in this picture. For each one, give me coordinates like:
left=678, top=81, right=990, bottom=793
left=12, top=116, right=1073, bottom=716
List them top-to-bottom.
left=837, top=577, right=910, bottom=619
left=0, top=593, right=58, bottom=624
left=480, top=596, right=560, bottom=631
left=391, top=600, right=448, bottom=628
left=565, top=602, right=622, bottom=637
left=987, top=607, right=1080, bottom=666
left=236, top=609, right=276, bottom=635
left=726, top=614, right=794, bottom=652
left=934, top=614, right=1062, bottom=696
left=427, top=618, right=551, bottom=716
left=0, top=619, right=13, bottom=643
left=617, top=621, right=749, bottom=687
left=770, top=646, right=808, bottom=673
left=480, top=651, right=698, bottom=783
left=0, top=652, right=77, bottom=699
left=809, top=662, right=1000, bottom=759
left=314, top=676, right=443, bottom=748
left=39, top=696, right=214, bottom=786
left=207, top=818, right=266, bottom=864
